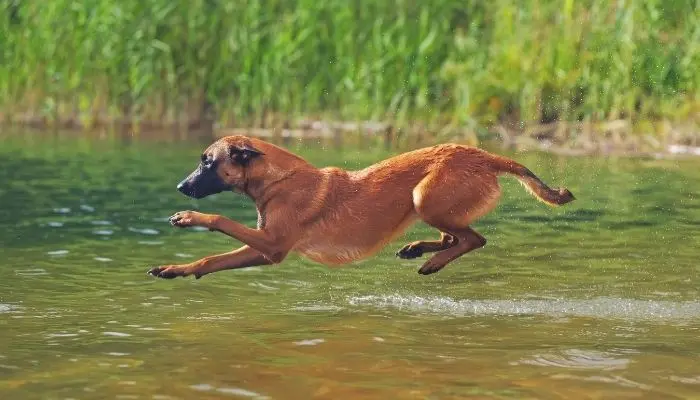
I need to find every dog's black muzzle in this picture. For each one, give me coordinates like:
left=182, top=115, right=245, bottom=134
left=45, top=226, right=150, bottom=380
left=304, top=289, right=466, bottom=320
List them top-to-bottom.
left=177, top=165, right=231, bottom=199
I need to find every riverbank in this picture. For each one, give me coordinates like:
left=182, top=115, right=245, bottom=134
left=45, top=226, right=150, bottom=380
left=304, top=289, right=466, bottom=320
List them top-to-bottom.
left=2, top=114, right=698, bottom=158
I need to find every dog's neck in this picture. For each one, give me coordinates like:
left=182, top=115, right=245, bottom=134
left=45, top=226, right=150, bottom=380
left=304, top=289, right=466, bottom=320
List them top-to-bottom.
left=241, top=158, right=313, bottom=206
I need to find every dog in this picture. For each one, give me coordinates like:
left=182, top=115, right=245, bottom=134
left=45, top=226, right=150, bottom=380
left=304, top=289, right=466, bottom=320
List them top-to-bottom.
left=147, top=135, right=575, bottom=279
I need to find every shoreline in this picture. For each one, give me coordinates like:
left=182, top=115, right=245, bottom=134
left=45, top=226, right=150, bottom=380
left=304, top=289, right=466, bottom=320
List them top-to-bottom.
left=1, top=115, right=698, bottom=158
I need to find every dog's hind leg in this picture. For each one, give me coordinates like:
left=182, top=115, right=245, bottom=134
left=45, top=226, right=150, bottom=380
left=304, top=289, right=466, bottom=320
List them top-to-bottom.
left=411, top=170, right=500, bottom=275
left=417, top=227, right=486, bottom=275
left=396, top=232, right=456, bottom=259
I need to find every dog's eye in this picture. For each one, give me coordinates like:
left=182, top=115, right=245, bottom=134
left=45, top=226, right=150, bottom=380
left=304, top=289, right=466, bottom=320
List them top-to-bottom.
left=200, top=155, right=215, bottom=167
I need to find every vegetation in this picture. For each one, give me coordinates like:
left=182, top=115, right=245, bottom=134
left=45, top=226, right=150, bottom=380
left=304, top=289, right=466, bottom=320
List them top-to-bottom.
left=0, top=0, right=698, bottom=140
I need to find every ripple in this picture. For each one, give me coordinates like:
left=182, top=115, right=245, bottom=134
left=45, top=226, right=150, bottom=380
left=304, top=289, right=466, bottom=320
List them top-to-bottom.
left=79, top=204, right=95, bottom=212
left=53, top=207, right=71, bottom=214
left=90, top=220, right=113, bottom=226
left=46, top=221, right=64, bottom=227
left=128, top=227, right=160, bottom=235
left=93, top=229, right=113, bottom=236
left=138, top=240, right=164, bottom=246
left=47, top=250, right=69, bottom=256
left=94, top=257, right=113, bottom=262
left=15, top=268, right=48, bottom=276
left=248, top=282, right=279, bottom=291
left=347, top=295, right=700, bottom=321
left=292, top=304, right=343, bottom=312
left=186, top=313, right=237, bottom=321
left=138, top=327, right=171, bottom=331
left=103, top=331, right=131, bottom=337
left=46, top=333, right=80, bottom=338
left=294, top=338, right=325, bottom=346
left=514, top=349, right=628, bottom=370
left=553, top=373, right=652, bottom=390
left=669, top=375, right=700, bottom=385
left=190, top=383, right=269, bottom=399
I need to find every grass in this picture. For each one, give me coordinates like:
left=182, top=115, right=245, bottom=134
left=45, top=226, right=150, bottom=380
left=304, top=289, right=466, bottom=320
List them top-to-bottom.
left=0, top=0, right=698, bottom=141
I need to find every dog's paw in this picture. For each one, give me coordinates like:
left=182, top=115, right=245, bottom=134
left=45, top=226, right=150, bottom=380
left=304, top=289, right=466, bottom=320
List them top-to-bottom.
left=169, top=211, right=200, bottom=228
left=396, top=243, right=424, bottom=259
left=417, top=260, right=445, bottom=275
left=147, top=265, right=191, bottom=279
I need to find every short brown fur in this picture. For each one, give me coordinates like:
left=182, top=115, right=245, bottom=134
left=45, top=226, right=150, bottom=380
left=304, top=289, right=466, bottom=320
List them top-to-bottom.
left=148, top=136, right=575, bottom=279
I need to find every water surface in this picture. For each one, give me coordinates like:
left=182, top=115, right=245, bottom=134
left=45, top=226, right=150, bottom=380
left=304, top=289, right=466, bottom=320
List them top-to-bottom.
left=1, top=134, right=699, bottom=399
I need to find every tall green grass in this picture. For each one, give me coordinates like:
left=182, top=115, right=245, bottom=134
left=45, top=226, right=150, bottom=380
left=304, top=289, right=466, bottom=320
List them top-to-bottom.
left=0, top=0, right=698, bottom=133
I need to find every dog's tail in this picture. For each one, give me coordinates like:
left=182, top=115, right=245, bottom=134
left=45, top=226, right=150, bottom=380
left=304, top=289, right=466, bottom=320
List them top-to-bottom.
left=492, top=156, right=575, bottom=207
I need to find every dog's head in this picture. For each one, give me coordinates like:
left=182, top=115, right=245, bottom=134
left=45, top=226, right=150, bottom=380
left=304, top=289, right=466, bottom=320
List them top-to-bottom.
left=176, top=136, right=265, bottom=199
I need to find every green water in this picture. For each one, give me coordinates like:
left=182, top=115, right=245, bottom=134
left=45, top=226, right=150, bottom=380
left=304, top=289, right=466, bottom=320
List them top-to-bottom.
left=1, top=134, right=699, bottom=399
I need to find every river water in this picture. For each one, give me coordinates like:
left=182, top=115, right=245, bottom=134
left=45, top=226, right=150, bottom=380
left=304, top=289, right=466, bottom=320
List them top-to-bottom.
left=0, top=133, right=698, bottom=399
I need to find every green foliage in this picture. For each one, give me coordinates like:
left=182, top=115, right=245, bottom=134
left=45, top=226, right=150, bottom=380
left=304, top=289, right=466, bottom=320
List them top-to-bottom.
left=0, top=0, right=697, bottom=128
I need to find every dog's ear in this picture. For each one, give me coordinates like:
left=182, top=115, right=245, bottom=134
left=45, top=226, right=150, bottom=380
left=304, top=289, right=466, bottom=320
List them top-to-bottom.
left=229, top=143, right=264, bottom=166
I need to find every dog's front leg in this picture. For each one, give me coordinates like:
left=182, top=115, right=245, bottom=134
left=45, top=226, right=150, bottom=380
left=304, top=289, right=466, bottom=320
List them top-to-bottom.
left=169, top=210, right=293, bottom=263
left=148, top=245, right=271, bottom=279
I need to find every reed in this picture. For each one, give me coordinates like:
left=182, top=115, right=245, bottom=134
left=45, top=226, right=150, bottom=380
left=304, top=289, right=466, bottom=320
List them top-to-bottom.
left=0, top=0, right=697, bottom=138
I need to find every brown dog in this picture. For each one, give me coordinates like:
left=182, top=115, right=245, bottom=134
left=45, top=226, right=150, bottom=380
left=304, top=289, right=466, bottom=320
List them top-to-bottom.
left=147, top=135, right=574, bottom=279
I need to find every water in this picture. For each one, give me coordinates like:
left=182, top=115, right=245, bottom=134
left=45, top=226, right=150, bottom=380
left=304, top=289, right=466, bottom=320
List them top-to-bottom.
left=0, top=133, right=699, bottom=399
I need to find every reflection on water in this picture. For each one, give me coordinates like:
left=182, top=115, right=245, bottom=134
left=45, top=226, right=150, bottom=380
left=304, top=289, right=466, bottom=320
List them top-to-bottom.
left=0, top=135, right=699, bottom=399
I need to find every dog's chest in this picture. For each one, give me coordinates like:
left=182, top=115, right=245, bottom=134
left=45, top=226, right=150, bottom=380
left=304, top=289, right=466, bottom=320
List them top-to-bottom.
left=293, top=241, right=367, bottom=265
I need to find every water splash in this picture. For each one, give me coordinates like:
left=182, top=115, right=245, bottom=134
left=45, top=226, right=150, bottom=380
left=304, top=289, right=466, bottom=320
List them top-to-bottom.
left=348, top=295, right=700, bottom=321
left=0, top=304, right=18, bottom=313
left=514, top=349, right=629, bottom=370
